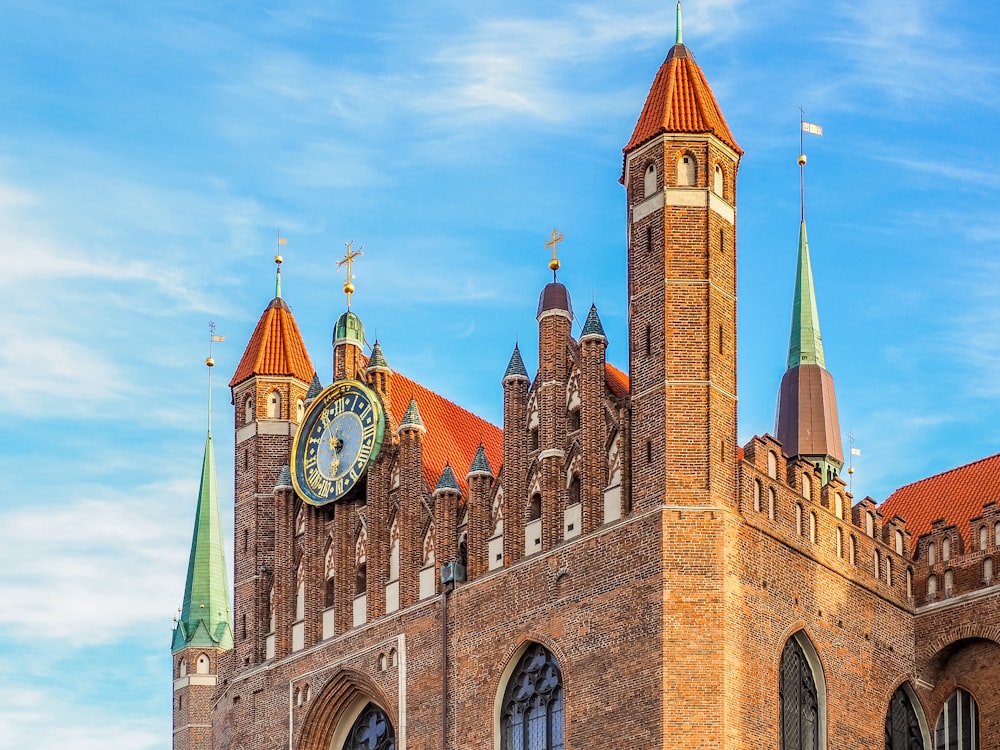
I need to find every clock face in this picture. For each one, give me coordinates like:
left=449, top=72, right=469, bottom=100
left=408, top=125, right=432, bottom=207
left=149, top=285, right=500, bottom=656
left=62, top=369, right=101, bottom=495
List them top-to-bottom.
left=291, top=380, right=385, bottom=506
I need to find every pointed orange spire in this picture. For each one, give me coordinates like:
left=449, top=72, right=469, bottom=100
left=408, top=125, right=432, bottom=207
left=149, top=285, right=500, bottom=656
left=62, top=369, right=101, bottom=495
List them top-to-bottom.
left=623, top=18, right=742, bottom=156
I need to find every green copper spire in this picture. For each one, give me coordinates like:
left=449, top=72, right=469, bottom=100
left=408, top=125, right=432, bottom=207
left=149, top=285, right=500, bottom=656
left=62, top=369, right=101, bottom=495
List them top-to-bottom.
left=675, top=1, right=683, bottom=45
left=786, top=220, right=826, bottom=370
left=172, top=430, right=234, bottom=652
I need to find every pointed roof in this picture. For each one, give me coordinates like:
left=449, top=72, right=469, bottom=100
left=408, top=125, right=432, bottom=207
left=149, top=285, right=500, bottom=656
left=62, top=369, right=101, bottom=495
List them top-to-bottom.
left=624, top=42, right=742, bottom=156
left=787, top=221, right=826, bottom=369
left=230, top=297, right=315, bottom=388
left=581, top=304, right=606, bottom=340
left=367, top=340, right=390, bottom=371
left=503, top=345, right=529, bottom=381
left=306, top=373, right=323, bottom=400
left=398, top=397, right=426, bottom=433
left=172, top=432, right=234, bottom=653
left=468, top=443, right=494, bottom=478
left=881, top=452, right=1000, bottom=549
left=275, top=464, right=293, bottom=491
left=435, top=464, right=460, bottom=493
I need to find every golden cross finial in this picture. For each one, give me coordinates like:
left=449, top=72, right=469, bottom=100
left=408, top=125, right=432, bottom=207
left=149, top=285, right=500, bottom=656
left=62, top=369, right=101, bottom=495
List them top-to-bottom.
left=545, top=229, right=564, bottom=277
left=337, top=241, right=364, bottom=310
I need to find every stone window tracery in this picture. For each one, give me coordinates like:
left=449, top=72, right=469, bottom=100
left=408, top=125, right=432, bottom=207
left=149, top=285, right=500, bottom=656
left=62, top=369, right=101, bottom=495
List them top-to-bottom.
left=779, top=635, right=822, bottom=750
left=500, top=643, right=564, bottom=750
left=885, top=685, right=924, bottom=750
left=935, top=689, right=978, bottom=750
left=343, top=703, right=395, bottom=750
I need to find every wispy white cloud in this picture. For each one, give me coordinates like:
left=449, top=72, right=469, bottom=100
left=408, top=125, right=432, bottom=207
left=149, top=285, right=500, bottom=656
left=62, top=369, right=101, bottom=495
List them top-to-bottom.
left=0, top=482, right=197, bottom=645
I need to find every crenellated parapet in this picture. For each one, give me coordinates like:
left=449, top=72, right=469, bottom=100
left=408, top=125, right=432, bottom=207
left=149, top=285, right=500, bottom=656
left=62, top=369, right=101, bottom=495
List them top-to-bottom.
left=740, top=434, right=916, bottom=607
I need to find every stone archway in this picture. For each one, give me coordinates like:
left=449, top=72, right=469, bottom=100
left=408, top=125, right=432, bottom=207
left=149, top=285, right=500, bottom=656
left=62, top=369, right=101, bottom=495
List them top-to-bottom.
left=296, top=669, right=396, bottom=750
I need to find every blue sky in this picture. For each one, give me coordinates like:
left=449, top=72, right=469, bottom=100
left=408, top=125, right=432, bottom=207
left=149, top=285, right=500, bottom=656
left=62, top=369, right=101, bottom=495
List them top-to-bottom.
left=2, top=0, right=999, bottom=747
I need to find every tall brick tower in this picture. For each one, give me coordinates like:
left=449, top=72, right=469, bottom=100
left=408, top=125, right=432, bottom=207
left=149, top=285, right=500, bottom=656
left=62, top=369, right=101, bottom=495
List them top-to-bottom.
left=623, top=2, right=742, bottom=512
left=622, top=4, right=742, bottom=745
left=228, top=257, right=315, bottom=668
left=172, top=355, right=234, bottom=750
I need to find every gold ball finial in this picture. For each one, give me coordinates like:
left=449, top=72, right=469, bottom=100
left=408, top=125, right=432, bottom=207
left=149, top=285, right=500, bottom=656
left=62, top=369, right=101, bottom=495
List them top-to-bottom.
left=797, top=154, right=807, bottom=166
left=275, top=254, right=283, bottom=265
left=549, top=258, right=560, bottom=271
left=344, top=281, right=355, bottom=295
left=206, top=356, right=215, bottom=368
left=848, top=466, right=855, bottom=475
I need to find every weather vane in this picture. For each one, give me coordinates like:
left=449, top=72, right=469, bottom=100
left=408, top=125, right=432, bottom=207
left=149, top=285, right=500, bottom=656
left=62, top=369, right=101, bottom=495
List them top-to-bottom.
left=545, top=229, right=564, bottom=281
left=338, top=241, right=364, bottom=310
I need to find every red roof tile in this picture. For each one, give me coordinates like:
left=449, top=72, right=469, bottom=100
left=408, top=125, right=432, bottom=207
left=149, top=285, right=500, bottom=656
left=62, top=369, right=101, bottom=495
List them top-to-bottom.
left=624, top=45, right=742, bottom=156
left=230, top=298, right=316, bottom=388
left=605, top=362, right=629, bottom=399
left=388, top=373, right=503, bottom=497
left=879, top=452, right=1000, bottom=547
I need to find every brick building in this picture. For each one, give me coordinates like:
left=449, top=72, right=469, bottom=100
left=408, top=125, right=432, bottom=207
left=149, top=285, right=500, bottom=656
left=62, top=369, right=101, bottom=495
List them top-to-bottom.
left=171, top=11, right=1000, bottom=750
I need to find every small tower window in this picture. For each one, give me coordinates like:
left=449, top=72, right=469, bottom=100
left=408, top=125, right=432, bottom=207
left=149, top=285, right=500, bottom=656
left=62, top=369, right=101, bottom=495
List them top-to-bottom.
left=677, top=152, right=697, bottom=186
left=644, top=162, right=657, bottom=197
left=713, top=163, right=724, bottom=195
left=267, top=390, right=281, bottom=419
left=244, top=395, right=254, bottom=424
left=295, top=398, right=304, bottom=422
left=568, top=408, right=581, bottom=432
left=530, top=427, right=539, bottom=452
left=767, top=451, right=777, bottom=480
left=801, top=473, right=811, bottom=501
left=568, top=475, right=581, bottom=506
left=753, top=480, right=761, bottom=512
left=767, top=488, right=776, bottom=520
left=529, top=493, right=542, bottom=522
left=834, top=493, right=843, bottom=520
left=795, top=504, right=803, bottom=536
left=809, top=512, right=817, bottom=543
left=865, top=512, right=874, bottom=538
left=980, top=525, right=988, bottom=551
left=835, top=527, right=843, bottom=558
left=895, top=530, right=904, bottom=555
left=849, top=535, right=857, bottom=565
left=942, top=537, right=951, bottom=561
left=927, top=542, right=936, bottom=566
left=874, top=549, right=881, bottom=579
left=886, top=557, right=892, bottom=586
left=984, top=557, right=993, bottom=582
left=355, top=562, right=367, bottom=597
left=906, top=568, right=913, bottom=598
left=944, top=569, right=954, bottom=595
left=927, top=574, right=938, bottom=598
left=196, top=653, right=210, bottom=675
left=178, top=658, right=187, bottom=677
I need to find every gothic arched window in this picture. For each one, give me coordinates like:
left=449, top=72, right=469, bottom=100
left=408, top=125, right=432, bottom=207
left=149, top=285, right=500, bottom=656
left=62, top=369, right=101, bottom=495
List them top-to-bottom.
left=779, top=636, right=820, bottom=750
left=501, top=643, right=564, bottom=750
left=885, top=685, right=924, bottom=750
left=935, top=689, right=978, bottom=750
left=344, top=703, right=395, bottom=750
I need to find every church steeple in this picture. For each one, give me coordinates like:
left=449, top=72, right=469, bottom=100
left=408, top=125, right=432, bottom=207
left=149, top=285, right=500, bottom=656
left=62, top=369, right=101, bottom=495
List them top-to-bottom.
left=775, top=157, right=844, bottom=482
left=787, top=221, right=825, bottom=368
left=173, top=355, right=233, bottom=653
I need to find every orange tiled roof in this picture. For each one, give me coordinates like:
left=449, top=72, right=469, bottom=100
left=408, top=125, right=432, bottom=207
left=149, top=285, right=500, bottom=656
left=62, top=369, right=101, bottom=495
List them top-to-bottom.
left=623, top=44, right=742, bottom=156
left=229, top=298, right=316, bottom=388
left=605, top=362, right=629, bottom=399
left=388, top=373, right=503, bottom=497
left=879, top=452, right=1000, bottom=547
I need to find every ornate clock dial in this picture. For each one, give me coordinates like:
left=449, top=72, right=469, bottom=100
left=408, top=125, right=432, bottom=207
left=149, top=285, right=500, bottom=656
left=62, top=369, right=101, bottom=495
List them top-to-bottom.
left=291, top=380, right=384, bottom=506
